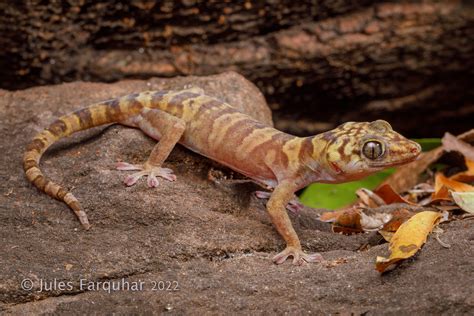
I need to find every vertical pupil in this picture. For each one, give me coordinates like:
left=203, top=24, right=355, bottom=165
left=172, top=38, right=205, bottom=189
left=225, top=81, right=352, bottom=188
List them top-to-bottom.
left=364, top=141, right=382, bottom=159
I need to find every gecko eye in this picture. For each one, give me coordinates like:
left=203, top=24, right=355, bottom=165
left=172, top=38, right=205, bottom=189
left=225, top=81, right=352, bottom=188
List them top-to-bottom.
left=362, top=140, right=384, bottom=160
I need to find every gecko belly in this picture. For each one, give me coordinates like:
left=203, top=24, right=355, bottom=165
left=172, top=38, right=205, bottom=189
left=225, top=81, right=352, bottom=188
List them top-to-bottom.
left=180, top=140, right=278, bottom=188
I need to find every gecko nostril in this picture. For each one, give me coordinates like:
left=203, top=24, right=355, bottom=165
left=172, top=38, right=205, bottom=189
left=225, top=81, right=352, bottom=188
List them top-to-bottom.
left=411, top=144, right=421, bottom=154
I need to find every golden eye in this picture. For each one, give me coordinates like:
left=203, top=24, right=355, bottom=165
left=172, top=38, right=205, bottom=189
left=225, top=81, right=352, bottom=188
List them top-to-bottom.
left=362, top=141, right=384, bottom=160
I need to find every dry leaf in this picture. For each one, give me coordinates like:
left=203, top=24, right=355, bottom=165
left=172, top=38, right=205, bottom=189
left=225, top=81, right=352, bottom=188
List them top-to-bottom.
left=442, top=132, right=474, bottom=161
left=450, top=160, right=474, bottom=182
left=434, top=173, right=474, bottom=195
left=374, top=184, right=417, bottom=205
left=431, top=185, right=451, bottom=202
left=356, top=188, right=385, bottom=208
left=451, top=192, right=474, bottom=214
left=323, top=204, right=422, bottom=234
left=332, top=208, right=363, bottom=234
left=381, top=208, right=415, bottom=232
left=319, top=209, right=345, bottom=222
left=359, top=210, right=392, bottom=231
left=375, top=211, right=442, bottom=273
left=379, top=230, right=394, bottom=242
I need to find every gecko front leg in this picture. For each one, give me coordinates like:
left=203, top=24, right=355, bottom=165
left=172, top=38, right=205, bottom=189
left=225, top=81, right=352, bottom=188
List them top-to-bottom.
left=117, top=108, right=185, bottom=187
left=267, top=181, right=323, bottom=265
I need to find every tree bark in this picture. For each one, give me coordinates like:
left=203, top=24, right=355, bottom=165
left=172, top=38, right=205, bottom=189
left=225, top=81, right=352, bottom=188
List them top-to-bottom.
left=1, top=1, right=473, bottom=136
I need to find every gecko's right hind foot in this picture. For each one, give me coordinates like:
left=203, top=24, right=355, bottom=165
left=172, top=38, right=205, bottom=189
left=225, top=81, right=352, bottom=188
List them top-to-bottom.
left=116, top=162, right=176, bottom=187
left=255, top=191, right=305, bottom=214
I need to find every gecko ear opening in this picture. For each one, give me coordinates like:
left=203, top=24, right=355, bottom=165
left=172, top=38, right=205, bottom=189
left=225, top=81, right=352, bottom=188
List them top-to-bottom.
left=369, top=120, right=392, bottom=133
left=362, top=140, right=384, bottom=160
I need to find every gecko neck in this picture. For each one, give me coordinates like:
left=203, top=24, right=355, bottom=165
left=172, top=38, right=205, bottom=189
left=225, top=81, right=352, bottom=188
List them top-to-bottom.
left=284, top=134, right=338, bottom=189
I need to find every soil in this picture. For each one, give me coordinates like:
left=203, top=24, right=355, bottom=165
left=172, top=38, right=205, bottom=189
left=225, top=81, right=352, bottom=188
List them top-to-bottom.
left=0, top=73, right=473, bottom=314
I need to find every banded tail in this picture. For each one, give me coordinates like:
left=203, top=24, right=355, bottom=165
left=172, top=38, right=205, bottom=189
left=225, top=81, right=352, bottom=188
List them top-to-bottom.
left=23, top=94, right=145, bottom=229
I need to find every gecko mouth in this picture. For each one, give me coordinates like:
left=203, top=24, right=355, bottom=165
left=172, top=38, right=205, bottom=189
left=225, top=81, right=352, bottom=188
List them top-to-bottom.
left=369, top=155, right=419, bottom=168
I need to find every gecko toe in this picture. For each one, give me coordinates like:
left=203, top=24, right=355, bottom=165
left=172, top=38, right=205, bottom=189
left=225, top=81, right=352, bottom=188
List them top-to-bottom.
left=121, top=165, right=176, bottom=187
left=157, top=168, right=177, bottom=181
left=124, top=172, right=145, bottom=186
left=147, top=173, right=160, bottom=188
left=255, top=190, right=271, bottom=199
left=273, top=252, right=290, bottom=265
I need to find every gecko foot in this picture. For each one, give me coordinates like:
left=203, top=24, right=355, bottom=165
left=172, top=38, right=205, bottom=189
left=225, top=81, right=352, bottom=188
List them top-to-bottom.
left=116, top=162, right=176, bottom=187
left=255, top=191, right=305, bottom=214
left=273, top=246, right=323, bottom=265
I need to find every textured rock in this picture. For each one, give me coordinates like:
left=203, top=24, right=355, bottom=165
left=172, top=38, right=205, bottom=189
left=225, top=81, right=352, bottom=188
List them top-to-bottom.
left=2, top=1, right=473, bottom=137
left=0, top=73, right=473, bottom=314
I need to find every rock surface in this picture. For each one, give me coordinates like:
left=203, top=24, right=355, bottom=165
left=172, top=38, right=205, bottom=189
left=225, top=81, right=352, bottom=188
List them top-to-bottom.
left=0, top=73, right=473, bottom=314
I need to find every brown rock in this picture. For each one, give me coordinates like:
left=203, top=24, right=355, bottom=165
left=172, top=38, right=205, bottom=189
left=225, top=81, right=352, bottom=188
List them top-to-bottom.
left=0, top=73, right=472, bottom=314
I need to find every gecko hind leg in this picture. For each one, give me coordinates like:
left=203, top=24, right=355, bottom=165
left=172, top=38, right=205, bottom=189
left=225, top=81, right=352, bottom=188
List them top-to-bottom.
left=117, top=108, right=185, bottom=188
left=255, top=191, right=305, bottom=214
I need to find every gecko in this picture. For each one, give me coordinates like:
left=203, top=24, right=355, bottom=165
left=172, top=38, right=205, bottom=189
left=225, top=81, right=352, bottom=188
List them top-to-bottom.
left=23, top=87, right=421, bottom=265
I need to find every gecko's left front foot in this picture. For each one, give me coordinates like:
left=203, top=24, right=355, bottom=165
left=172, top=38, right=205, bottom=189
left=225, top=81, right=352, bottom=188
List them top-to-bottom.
left=116, top=162, right=176, bottom=187
left=273, top=246, right=323, bottom=265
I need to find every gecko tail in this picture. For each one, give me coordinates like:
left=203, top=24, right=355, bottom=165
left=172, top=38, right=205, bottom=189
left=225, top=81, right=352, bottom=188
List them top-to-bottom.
left=23, top=95, right=145, bottom=229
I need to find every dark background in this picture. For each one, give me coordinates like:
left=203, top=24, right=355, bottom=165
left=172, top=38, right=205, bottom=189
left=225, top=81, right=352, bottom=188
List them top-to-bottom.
left=1, top=0, right=473, bottom=136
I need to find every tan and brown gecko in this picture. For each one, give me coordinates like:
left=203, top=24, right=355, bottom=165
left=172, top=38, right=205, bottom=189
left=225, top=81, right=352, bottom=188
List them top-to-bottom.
left=23, top=88, right=421, bottom=265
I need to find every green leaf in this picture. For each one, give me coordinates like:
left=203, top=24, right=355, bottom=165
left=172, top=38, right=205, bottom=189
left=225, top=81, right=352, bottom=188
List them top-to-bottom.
left=299, top=169, right=395, bottom=209
left=452, top=192, right=474, bottom=214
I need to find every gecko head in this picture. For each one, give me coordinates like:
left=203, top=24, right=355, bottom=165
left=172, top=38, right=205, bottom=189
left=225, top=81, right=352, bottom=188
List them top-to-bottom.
left=321, top=120, right=421, bottom=180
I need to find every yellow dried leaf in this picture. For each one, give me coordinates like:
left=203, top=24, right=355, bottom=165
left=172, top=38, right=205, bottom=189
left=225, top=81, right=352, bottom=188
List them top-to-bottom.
left=375, top=211, right=442, bottom=273
left=379, top=230, right=394, bottom=242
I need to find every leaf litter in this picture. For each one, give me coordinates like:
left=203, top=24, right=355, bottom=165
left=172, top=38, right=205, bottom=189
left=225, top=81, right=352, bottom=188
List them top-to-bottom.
left=317, top=129, right=474, bottom=273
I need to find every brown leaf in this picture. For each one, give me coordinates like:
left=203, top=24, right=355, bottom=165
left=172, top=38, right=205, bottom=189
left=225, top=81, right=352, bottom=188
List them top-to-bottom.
left=442, top=132, right=474, bottom=161
left=450, top=160, right=474, bottom=182
left=432, top=172, right=474, bottom=202
left=434, top=172, right=474, bottom=193
left=374, top=184, right=417, bottom=205
left=431, top=185, right=451, bottom=201
left=356, top=188, right=385, bottom=208
left=332, top=208, right=363, bottom=234
left=381, top=208, right=415, bottom=232
left=319, top=209, right=345, bottom=222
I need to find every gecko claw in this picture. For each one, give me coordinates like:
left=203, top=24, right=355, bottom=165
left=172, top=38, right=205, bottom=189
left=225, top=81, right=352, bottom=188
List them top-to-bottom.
left=118, top=163, right=177, bottom=187
left=273, top=246, right=323, bottom=265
